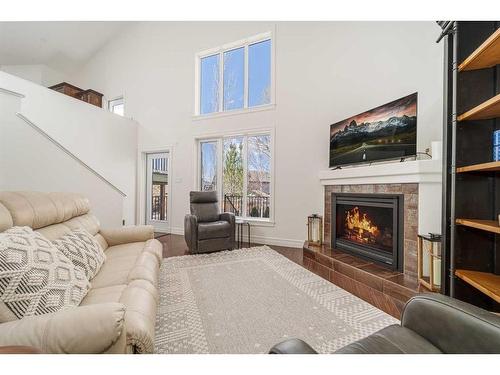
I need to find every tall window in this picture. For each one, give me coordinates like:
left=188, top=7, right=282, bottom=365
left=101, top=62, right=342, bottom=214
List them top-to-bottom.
left=196, top=33, right=272, bottom=116
left=108, top=97, right=124, bottom=116
left=198, top=132, right=272, bottom=220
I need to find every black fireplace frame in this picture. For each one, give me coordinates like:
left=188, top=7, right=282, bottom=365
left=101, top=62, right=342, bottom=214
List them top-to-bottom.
left=331, top=193, right=404, bottom=272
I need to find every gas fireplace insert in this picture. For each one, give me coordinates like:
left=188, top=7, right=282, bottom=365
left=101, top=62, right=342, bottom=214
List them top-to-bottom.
left=331, top=193, right=403, bottom=271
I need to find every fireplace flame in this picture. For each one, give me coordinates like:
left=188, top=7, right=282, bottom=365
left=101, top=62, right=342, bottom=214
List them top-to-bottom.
left=345, top=207, right=379, bottom=243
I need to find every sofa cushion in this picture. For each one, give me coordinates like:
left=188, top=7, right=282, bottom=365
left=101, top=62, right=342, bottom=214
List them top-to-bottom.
left=0, top=192, right=90, bottom=229
left=198, top=220, right=231, bottom=240
left=0, top=226, right=90, bottom=320
left=52, top=229, right=106, bottom=280
left=104, top=242, right=145, bottom=260
left=127, top=252, right=159, bottom=286
left=90, top=255, right=138, bottom=289
left=81, top=284, right=127, bottom=305
left=334, top=325, right=442, bottom=354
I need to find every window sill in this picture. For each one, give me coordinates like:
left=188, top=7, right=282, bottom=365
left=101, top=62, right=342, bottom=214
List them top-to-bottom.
left=192, top=103, right=276, bottom=121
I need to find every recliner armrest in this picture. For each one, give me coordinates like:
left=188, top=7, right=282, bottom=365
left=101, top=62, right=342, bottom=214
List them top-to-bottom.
left=220, top=212, right=235, bottom=225
left=184, top=214, right=198, bottom=252
left=100, top=225, right=154, bottom=246
left=402, top=293, right=500, bottom=353
left=0, top=303, right=126, bottom=353
left=269, top=338, right=318, bottom=354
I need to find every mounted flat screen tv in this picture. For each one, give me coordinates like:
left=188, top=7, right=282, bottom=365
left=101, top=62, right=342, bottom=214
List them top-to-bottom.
left=329, top=92, right=417, bottom=168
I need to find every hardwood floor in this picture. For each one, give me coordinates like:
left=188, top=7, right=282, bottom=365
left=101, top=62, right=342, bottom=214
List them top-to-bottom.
left=155, top=233, right=303, bottom=265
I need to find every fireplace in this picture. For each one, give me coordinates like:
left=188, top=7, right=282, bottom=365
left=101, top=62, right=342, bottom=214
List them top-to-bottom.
left=332, top=193, right=404, bottom=271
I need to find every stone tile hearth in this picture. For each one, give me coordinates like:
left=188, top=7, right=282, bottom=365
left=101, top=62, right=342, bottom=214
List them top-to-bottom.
left=305, top=183, right=425, bottom=319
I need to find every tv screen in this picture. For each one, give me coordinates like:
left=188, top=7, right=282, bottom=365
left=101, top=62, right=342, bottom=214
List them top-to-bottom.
left=329, top=92, right=417, bottom=168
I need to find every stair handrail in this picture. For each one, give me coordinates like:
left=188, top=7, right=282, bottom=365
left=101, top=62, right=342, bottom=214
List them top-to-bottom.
left=15, top=112, right=127, bottom=197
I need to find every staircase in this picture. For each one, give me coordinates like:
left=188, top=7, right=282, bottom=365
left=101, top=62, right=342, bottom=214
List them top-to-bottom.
left=0, top=72, right=139, bottom=227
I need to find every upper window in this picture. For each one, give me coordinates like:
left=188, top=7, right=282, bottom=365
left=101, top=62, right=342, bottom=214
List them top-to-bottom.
left=196, top=33, right=273, bottom=116
left=108, top=97, right=124, bottom=116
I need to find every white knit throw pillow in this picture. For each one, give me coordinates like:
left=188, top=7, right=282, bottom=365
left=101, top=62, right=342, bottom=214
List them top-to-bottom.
left=0, top=226, right=90, bottom=319
left=52, top=229, right=106, bottom=280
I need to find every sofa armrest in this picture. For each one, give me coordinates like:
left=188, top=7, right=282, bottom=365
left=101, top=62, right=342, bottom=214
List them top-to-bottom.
left=184, top=214, right=198, bottom=252
left=100, top=225, right=154, bottom=246
left=402, top=293, right=500, bottom=353
left=0, top=303, right=126, bottom=354
left=269, top=338, right=318, bottom=354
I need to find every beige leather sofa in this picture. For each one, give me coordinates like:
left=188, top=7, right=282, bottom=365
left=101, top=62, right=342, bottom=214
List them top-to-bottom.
left=0, top=192, right=162, bottom=354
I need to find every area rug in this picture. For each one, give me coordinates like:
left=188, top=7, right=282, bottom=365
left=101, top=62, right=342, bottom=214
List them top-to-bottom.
left=154, top=246, right=398, bottom=354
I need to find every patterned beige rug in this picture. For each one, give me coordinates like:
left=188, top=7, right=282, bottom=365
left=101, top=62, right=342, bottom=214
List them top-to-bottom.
left=154, top=246, right=398, bottom=354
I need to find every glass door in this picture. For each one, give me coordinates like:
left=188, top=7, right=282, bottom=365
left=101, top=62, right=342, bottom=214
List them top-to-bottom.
left=146, top=152, right=170, bottom=233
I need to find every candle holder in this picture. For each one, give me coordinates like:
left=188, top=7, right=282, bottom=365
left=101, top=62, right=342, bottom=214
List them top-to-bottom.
left=307, top=214, right=323, bottom=246
left=417, top=233, right=442, bottom=292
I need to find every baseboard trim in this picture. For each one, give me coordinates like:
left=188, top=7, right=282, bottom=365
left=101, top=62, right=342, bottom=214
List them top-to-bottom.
left=170, top=226, right=184, bottom=236
left=168, top=227, right=303, bottom=248
left=250, top=235, right=304, bottom=248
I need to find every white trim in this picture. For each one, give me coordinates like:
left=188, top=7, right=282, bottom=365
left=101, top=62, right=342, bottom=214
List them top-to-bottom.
left=194, top=31, right=274, bottom=117
left=0, top=87, right=25, bottom=98
left=108, top=96, right=125, bottom=116
left=192, top=103, right=275, bottom=121
left=194, top=127, right=275, bottom=223
left=137, top=145, right=175, bottom=232
left=318, top=159, right=442, bottom=186
left=170, top=226, right=184, bottom=236
left=167, top=228, right=301, bottom=249
left=251, top=235, right=304, bottom=249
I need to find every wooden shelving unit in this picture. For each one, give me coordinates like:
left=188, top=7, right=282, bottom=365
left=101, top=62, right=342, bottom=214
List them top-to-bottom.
left=441, top=22, right=500, bottom=312
left=459, top=28, right=500, bottom=72
left=457, top=93, right=500, bottom=122
left=457, top=161, right=500, bottom=173
left=456, top=218, right=500, bottom=234
left=455, top=269, right=500, bottom=303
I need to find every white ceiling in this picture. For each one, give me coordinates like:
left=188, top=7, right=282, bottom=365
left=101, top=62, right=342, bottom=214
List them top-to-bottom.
left=0, top=22, right=133, bottom=74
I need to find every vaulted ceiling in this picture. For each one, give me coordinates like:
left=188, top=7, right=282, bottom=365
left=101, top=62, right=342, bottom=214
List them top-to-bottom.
left=0, top=22, right=133, bottom=74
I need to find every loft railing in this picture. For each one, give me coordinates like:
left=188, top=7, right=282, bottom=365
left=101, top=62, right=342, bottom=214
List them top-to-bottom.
left=151, top=193, right=168, bottom=221
left=223, top=194, right=270, bottom=219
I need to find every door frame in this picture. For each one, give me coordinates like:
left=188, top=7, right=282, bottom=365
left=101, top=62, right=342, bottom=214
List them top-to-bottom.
left=137, top=146, right=173, bottom=234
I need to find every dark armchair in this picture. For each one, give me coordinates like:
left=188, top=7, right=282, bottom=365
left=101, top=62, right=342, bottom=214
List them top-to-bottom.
left=184, top=191, right=235, bottom=254
left=269, top=293, right=500, bottom=354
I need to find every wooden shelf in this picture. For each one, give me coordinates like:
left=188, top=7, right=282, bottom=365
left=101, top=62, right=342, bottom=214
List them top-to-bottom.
left=459, top=28, right=500, bottom=72
left=457, top=93, right=500, bottom=121
left=457, top=161, right=500, bottom=173
left=456, top=218, right=500, bottom=234
left=455, top=269, right=500, bottom=303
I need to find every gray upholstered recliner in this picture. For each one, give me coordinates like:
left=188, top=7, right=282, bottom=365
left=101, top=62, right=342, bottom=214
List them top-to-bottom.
left=184, top=191, right=235, bottom=254
left=269, top=294, right=500, bottom=354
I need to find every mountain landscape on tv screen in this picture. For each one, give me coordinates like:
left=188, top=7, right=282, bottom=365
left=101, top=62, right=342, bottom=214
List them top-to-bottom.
left=330, top=93, right=417, bottom=167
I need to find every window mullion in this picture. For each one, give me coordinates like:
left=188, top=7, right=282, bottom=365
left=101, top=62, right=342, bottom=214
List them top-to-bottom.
left=244, top=44, right=249, bottom=109
left=218, top=52, right=224, bottom=113
left=242, top=136, right=248, bottom=218
left=217, top=138, right=223, bottom=208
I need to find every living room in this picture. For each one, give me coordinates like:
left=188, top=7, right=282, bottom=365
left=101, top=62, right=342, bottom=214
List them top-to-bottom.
left=0, top=1, right=499, bottom=374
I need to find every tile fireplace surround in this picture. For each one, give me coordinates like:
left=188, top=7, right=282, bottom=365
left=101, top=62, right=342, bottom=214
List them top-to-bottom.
left=304, top=160, right=442, bottom=318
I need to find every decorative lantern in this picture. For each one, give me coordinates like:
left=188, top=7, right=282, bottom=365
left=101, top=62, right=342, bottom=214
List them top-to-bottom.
left=307, top=214, right=323, bottom=246
left=417, top=233, right=442, bottom=291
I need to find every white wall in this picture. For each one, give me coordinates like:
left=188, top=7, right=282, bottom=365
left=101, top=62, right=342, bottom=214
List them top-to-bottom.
left=71, top=22, right=444, bottom=247
left=0, top=64, right=67, bottom=87
left=0, top=71, right=139, bottom=225
left=0, top=91, right=123, bottom=227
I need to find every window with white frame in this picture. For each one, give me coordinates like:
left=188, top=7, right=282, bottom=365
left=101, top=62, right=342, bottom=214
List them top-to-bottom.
left=196, top=33, right=273, bottom=116
left=108, top=97, right=124, bottom=116
left=198, top=132, right=272, bottom=220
